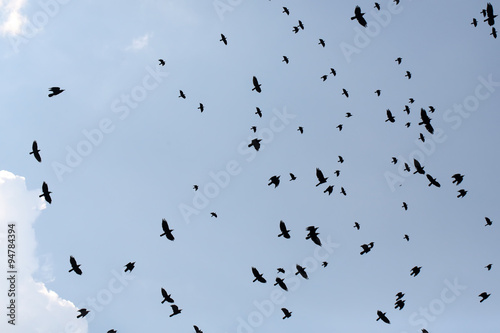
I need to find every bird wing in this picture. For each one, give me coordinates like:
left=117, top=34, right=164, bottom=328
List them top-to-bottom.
left=487, top=3, right=494, bottom=16
left=316, top=168, right=325, bottom=182
left=42, top=182, right=48, bottom=193
left=162, top=219, right=169, bottom=233
left=279, top=221, right=287, bottom=233
left=70, top=256, right=77, bottom=267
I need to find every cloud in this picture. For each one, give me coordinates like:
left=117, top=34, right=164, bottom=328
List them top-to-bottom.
left=0, top=0, right=27, bottom=36
left=126, top=33, right=151, bottom=51
left=0, top=171, right=88, bottom=333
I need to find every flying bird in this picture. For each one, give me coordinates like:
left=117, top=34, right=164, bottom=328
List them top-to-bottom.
left=374, top=2, right=381, bottom=10
left=484, top=3, right=497, bottom=26
left=351, top=6, right=367, bottom=27
left=282, top=7, right=289, bottom=15
left=298, top=20, right=304, bottom=30
left=292, top=26, right=299, bottom=33
left=491, top=27, right=497, bottom=38
left=220, top=33, right=227, bottom=45
left=318, top=39, right=325, bottom=47
left=282, top=56, right=289, bottom=64
left=395, top=57, right=402, bottom=65
left=159, top=59, right=165, bottom=66
left=330, top=68, right=337, bottom=76
left=405, top=71, right=412, bottom=79
left=321, top=74, right=328, bottom=81
left=252, top=76, right=262, bottom=93
left=48, top=87, right=64, bottom=97
left=342, top=89, right=349, bottom=98
left=375, top=89, right=381, bottom=96
left=179, top=90, right=186, bottom=99
left=409, top=97, right=414, bottom=103
left=198, top=103, right=204, bottom=112
left=403, top=105, right=410, bottom=114
left=428, top=106, right=435, bottom=113
left=255, top=107, right=262, bottom=118
left=419, top=108, right=434, bottom=134
left=386, top=109, right=395, bottom=123
left=345, top=112, right=352, bottom=118
left=405, top=122, right=411, bottom=128
left=337, top=124, right=343, bottom=131
left=250, top=126, right=257, bottom=133
left=297, top=126, right=304, bottom=134
left=419, top=133, right=425, bottom=142
left=248, top=138, right=262, bottom=151
left=29, top=141, right=42, bottom=162
left=338, top=156, right=344, bottom=163
left=392, top=157, right=398, bottom=164
left=413, top=159, right=425, bottom=174
left=404, top=163, right=410, bottom=172
left=315, top=168, right=328, bottom=186
left=334, top=170, right=340, bottom=177
left=289, top=173, right=297, bottom=181
left=426, top=174, right=441, bottom=187
left=451, top=174, right=464, bottom=185
left=268, top=175, right=280, bottom=188
left=40, top=182, right=52, bottom=204
left=193, top=185, right=199, bottom=191
left=324, top=185, right=334, bottom=195
left=340, top=187, right=347, bottom=196
left=457, top=189, right=468, bottom=198
left=402, top=202, right=408, bottom=210
left=210, top=212, right=218, bottom=218
left=485, top=217, right=492, bottom=226
left=160, top=219, right=175, bottom=241
left=278, top=220, right=291, bottom=238
left=354, top=222, right=360, bottom=230
left=306, top=226, right=321, bottom=246
left=404, top=234, right=410, bottom=241
left=360, top=242, right=374, bottom=255
left=69, top=256, right=82, bottom=275
left=322, top=261, right=328, bottom=267
left=124, top=262, right=135, bottom=272
left=295, top=264, right=309, bottom=279
left=485, top=264, right=492, bottom=271
left=410, top=266, right=422, bottom=277
left=252, top=267, right=266, bottom=283
left=277, top=268, right=285, bottom=274
left=274, top=277, right=288, bottom=291
left=161, top=288, right=174, bottom=304
left=396, top=292, right=405, bottom=300
left=479, top=292, right=491, bottom=302
left=394, top=299, right=405, bottom=310
left=169, top=304, right=182, bottom=317
left=77, top=308, right=89, bottom=318
left=281, top=308, right=292, bottom=319
left=376, top=310, right=390, bottom=324
left=194, top=325, right=203, bottom=333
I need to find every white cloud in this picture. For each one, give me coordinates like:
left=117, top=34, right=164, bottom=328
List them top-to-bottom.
left=0, top=0, right=27, bottom=36
left=126, top=33, right=151, bottom=51
left=0, top=171, right=88, bottom=333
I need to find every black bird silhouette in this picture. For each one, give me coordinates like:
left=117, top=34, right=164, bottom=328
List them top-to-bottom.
left=394, top=0, right=400, bottom=4
left=374, top=2, right=381, bottom=10
left=485, top=3, right=497, bottom=26
left=351, top=6, right=367, bottom=27
left=282, top=7, right=289, bottom=15
left=482, top=8, right=487, bottom=17
left=471, top=17, right=477, bottom=26
left=298, top=20, right=304, bottom=30
left=292, top=26, right=299, bottom=33
left=491, top=27, right=497, bottom=38
left=220, top=33, right=227, bottom=45
left=319, top=39, right=325, bottom=47
left=282, top=56, right=289, bottom=64
left=395, top=57, right=402, bottom=65
left=159, top=59, right=165, bottom=66
left=330, top=68, right=337, bottom=76
left=405, top=71, right=412, bottom=79
left=321, top=74, right=328, bottom=81
left=252, top=76, right=262, bottom=93
left=48, top=87, right=64, bottom=97
left=342, top=88, right=349, bottom=98
left=375, top=89, right=381, bottom=96
left=179, top=90, right=186, bottom=99
left=409, top=97, right=414, bottom=103
left=198, top=103, right=204, bottom=112
left=403, top=105, right=410, bottom=114
left=428, top=106, right=435, bottom=113
left=255, top=107, right=262, bottom=118
left=419, top=108, right=434, bottom=134
left=386, top=109, right=395, bottom=123
left=345, top=112, right=352, bottom=118
left=405, top=122, right=411, bottom=128
left=337, top=124, right=343, bottom=131
left=250, top=126, right=257, bottom=133
left=297, top=126, right=304, bottom=134
left=418, top=133, right=425, bottom=142
left=248, top=138, right=262, bottom=151
left=30, top=141, right=42, bottom=162
left=338, top=156, right=344, bottom=163
left=392, top=157, right=398, bottom=164
left=413, top=159, right=425, bottom=174
left=404, top=163, right=410, bottom=172
left=315, top=168, right=328, bottom=186
left=334, top=170, right=340, bottom=177
left=289, top=173, right=297, bottom=181
left=426, top=174, right=441, bottom=187
left=451, top=174, right=464, bottom=185
left=268, top=175, right=280, bottom=188
left=40, top=182, right=52, bottom=204
left=193, top=185, right=199, bottom=191
left=324, top=185, right=334, bottom=195
left=340, top=187, right=347, bottom=196
left=457, top=189, right=468, bottom=198
left=402, top=202, right=408, bottom=210
left=210, top=212, right=217, bottom=218
left=485, top=217, right=492, bottom=226
left=160, top=219, right=175, bottom=241
left=278, top=220, right=291, bottom=238
left=354, top=222, right=360, bottom=230
left=306, top=226, right=321, bottom=246
left=404, top=234, right=410, bottom=241
left=360, top=242, right=374, bottom=255
left=69, top=256, right=82, bottom=275
left=322, top=261, right=328, bottom=267
left=124, top=262, right=135, bottom=272
left=295, top=264, right=308, bottom=279
left=485, top=264, right=492, bottom=271
left=410, top=266, right=422, bottom=277
left=252, top=267, right=266, bottom=283
left=277, top=268, right=285, bottom=274
left=274, top=277, right=288, bottom=291
left=161, top=288, right=174, bottom=303
left=396, top=292, right=405, bottom=300
left=479, top=292, right=491, bottom=302
left=394, top=299, right=405, bottom=310
left=169, top=304, right=182, bottom=317
left=77, top=308, right=89, bottom=318
left=281, top=308, right=292, bottom=319
left=376, top=310, right=390, bottom=324
left=194, top=325, right=203, bottom=333
left=422, top=329, right=429, bottom=333
left=107, top=330, right=117, bottom=333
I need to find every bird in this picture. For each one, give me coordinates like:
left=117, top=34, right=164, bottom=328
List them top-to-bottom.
left=394, top=0, right=400, bottom=4
left=374, top=2, right=381, bottom=10
left=484, top=3, right=497, bottom=26
left=351, top=6, right=367, bottom=27
left=282, top=7, right=289, bottom=15
left=482, top=8, right=487, bottom=17
left=298, top=20, right=304, bottom=30
left=292, top=26, right=299, bottom=34
left=491, top=27, right=497, bottom=38
left=220, top=33, right=227, bottom=45
left=318, top=39, right=326, bottom=47
left=282, top=56, right=289, bottom=64
left=395, top=57, right=402, bottom=65
left=159, top=59, right=165, bottom=66
left=330, top=68, right=337, bottom=76
left=405, top=71, right=412, bottom=79
left=321, top=74, right=328, bottom=81
left=252, top=76, right=262, bottom=93
left=48, top=87, right=64, bottom=97
left=342, top=88, right=349, bottom=98
left=375, top=89, right=381, bottom=96
left=179, top=90, right=186, bottom=99
left=409, top=97, right=414, bottom=103
left=198, top=103, right=204, bottom=112
left=403, top=105, right=410, bottom=114
left=428, top=106, right=435, bottom=113
left=255, top=107, right=262, bottom=118
left=419, top=108, right=434, bottom=134
left=386, top=109, right=395, bottom=123
left=345, top=112, right=352, bottom=118
left=405, top=122, right=411, bottom=128
left=337, top=124, right=343, bottom=131
left=250, top=126, right=257, bottom=133
left=297, top=126, right=304, bottom=134
left=418, top=133, right=425, bottom=142
left=248, top=138, right=262, bottom=151
left=30, top=141, right=42, bottom=162
left=338, top=156, right=344, bottom=163
left=392, top=157, right=398, bottom=164
left=413, top=159, right=425, bottom=174
left=404, top=163, right=410, bottom=172
left=315, top=168, right=328, bottom=186
left=334, top=170, right=340, bottom=177
left=289, top=173, right=297, bottom=181
left=426, top=174, right=441, bottom=187
left=451, top=174, right=464, bottom=185
left=268, top=175, right=280, bottom=188
left=39, top=182, right=52, bottom=204
left=193, top=185, right=199, bottom=191
left=324, top=185, right=334, bottom=195
left=340, top=187, right=347, bottom=196
left=457, top=189, right=468, bottom=198
left=402, top=202, right=408, bottom=210
left=210, top=212, right=217, bottom=218
left=485, top=217, right=493, bottom=226
left=160, top=219, right=175, bottom=241
left=278, top=220, right=291, bottom=238
left=354, top=222, right=360, bottom=230
left=306, top=226, right=322, bottom=246
left=404, top=234, right=410, bottom=241
left=360, top=242, right=374, bottom=255
left=69, top=256, right=82, bottom=275
left=322, top=261, right=328, bottom=267
left=124, top=262, right=135, bottom=272
left=295, top=264, right=309, bottom=279
left=485, top=264, right=492, bottom=271
left=410, top=266, right=422, bottom=277
left=252, top=267, right=266, bottom=283
left=277, top=268, right=285, bottom=274
left=274, top=277, right=288, bottom=291
left=161, top=288, right=174, bottom=303
left=396, top=292, right=405, bottom=300
left=479, top=292, right=491, bottom=302
left=394, top=299, right=405, bottom=310
left=169, top=305, right=182, bottom=317
left=77, top=308, right=89, bottom=318
left=281, top=308, right=292, bottom=319
left=376, top=310, right=390, bottom=324
left=193, top=325, right=203, bottom=333
left=422, top=329, right=429, bottom=333
left=107, top=330, right=117, bottom=333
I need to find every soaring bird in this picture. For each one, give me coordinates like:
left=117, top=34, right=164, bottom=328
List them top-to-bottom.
left=374, top=2, right=381, bottom=10
left=484, top=3, right=497, bottom=26
left=351, top=6, right=367, bottom=27
left=282, top=7, right=289, bottom=15
left=298, top=20, right=304, bottom=30
left=292, top=26, right=299, bottom=34
left=491, top=27, right=497, bottom=38
left=220, top=33, right=227, bottom=45
left=318, top=39, right=326, bottom=47
left=282, top=56, right=289, bottom=64
left=395, top=57, right=402, bottom=65
left=159, top=59, right=165, bottom=66
left=330, top=68, right=337, bottom=76
left=405, top=71, right=412, bottom=79
left=321, top=74, right=328, bottom=81
left=252, top=76, right=262, bottom=93
left=48, top=87, right=64, bottom=97
left=342, top=88, right=349, bottom=98
left=375, top=89, right=381, bottom=96
left=179, top=90, right=186, bottom=99
left=409, top=98, right=415, bottom=104
left=198, top=103, right=204, bottom=112
left=403, top=105, right=410, bottom=114
left=428, top=106, right=435, bottom=113
left=255, top=107, right=262, bottom=118
left=419, top=108, right=434, bottom=134
left=385, top=109, right=395, bottom=123
left=345, top=112, right=352, bottom=118
left=405, top=122, right=411, bottom=128
left=337, top=124, right=343, bottom=131
left=250, top=126, right=257, bottom=133
left=297, top=126, right=304, bottom=134
left=418, top=133, right=425, bottom=142
left=248, top=138, right=262, bottom=151
left=30, top=141, right=42, bottom=162
left=338, top=156, right=344, bottom=163
left=392, top=157, right=398, bottom=164
left=413, top=159, right=425, bottom=174
left=403, top=163, right=410, bottom=172
left=315, top=168, right=328, bottom=186
left=334, top=170, right=340, bottom=177
left=289, top=173, right=297, bottom=181
left=426, top=174, right=441, bottom=187
left=451, top=174, right=464, bottom=185
left=268, top=175, right=280, bottom=188
left=40, top=182, right=52, bottom=204
left=193, top=185, right=199, bottom=191
left=324, top=185, right=334, bottom=195
left=340, top=187, right=347, bottom=196
left=457, top=189, right=468, bottom=198
left=402, top=202, right=408, bottom=210
left=210, top=212, right=218, bottom=218
left=485, top=217, right=493, bottom=226
left=160, top=219, right=175, bottom=241
left=278, top=220, right=291, bottom=238
left=354, top=222, right=360, bottom=230
left=306, top=226, right=321, bottom=246
left=404, top=234, right=410, bottom=241
left=360, top=242, right=374, bottom=255
left=69, top=256, right=82, bottom=275
left=322, top=261, right=328, bottom=267
left=124, top=262, right=135, bottom=272
left=295, top=264, right=309, bottom=279
left=485, top=264, right=492, bottom=271
left=410, top=266, right=422, bottom=277
left=252, top=267, right=266, bottom=283
left=277, top=268, right=285, bottom=274
left=274, top=277, right=288, bottom=291
left=161, top=288, right=174, bottom=303
left=396, top=292, right=405, bottom=300
left=479, top=292, right=491, bottom=302
left=394, top=299, right=405, bottom=310
left=169, top=305, right=182, bottom=317
left=77, top=308, right=89, bottom=318
left=281, top=308, right=292, bottom=319
left=376, top=310, right=390, bottom=324
left=194, top=325, right=203, bottom=333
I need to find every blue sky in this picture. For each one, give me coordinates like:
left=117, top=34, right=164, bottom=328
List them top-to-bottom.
left=0, top=0, right=499, bottom=332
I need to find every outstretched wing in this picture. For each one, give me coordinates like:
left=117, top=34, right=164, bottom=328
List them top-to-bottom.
left=316, top=168, right=325, bottom=182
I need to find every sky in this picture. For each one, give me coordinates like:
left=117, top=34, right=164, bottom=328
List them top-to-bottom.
left=0, top=0, right=499, bottom=332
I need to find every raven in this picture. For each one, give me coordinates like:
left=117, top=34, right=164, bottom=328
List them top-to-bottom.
left=484, top=3, right=497, bottom=26
left=351, top=6, right=367, bottom=27
left=282, top=7, right=289, bottom=15
left=220, top=33, right=227, bottom=45
left=319, top=39, right=326, bottom=47
left=282, top=56, right=289, bottom=64
left=159, top=59, right=165, bottom=66
left=252, top=76, right=262, bottom=93
left=48, top=87, right=64, bottom=97
left=179, top=90, right=186, bottom=99
left=385, top=109, right=395, bottom=123
left=248, top=138, right=262, bottom=151
left=30, top=141, right=42, bottom=162
left=413, top=159, right=425, bottom=174
left=315, top=168, right=328, bottom=186
left=426, top=174, right=441, bottom=187
left=451, top=174, right=464, bottom=185
left=268, top=175, right=280, bottom=188
left=40, top=182, right=52, bottom=204
left=485, top=217, right=493, bottom=226
left=160, top=219, right=175, bottom=241
left=278, top=220, right=291, bottom=238
left=354, top=222, right=360, bottom=230
left=360, top=242, right=374, bottom=255
left=69, top=256, right=82, bottom=275
left=124, top=262, right=135, bottom=272
left=295, top=264, right=308, bottom=279
left=410, top=266, right=422, bottom=277
left=252, top=267, right=266, bottom=283
left=274, top=277, right=288, bottom=291
left=161, top=288, right=174, bottom=303
left=479, top=292, right=491, bottom=302
left=169, top=304, right=182, bottom=317
left=77, top=308, right=89, bottom=318
left=282, top=308, right=292, bottom=319
left=376, top=310, right=390, bottom=324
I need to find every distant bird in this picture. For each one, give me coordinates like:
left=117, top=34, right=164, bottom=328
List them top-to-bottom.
left=394, top=0, right=400, bottom=4
left=374, top=2, right=381, bottom=10
left=484, top=3, right=497, bottom=26
left=351, top=6, right=367, bottom=27
left=282, top=7, right=289, bottom=15
left=482, top=8, right=487, bottom=17
left=298, top=20, right=304, bottom=30
left=292, top=26, right=299, bottom=34
left=491, top=27, right=497, bottom=38
left=220, top=33, right=227, bottom=45
left=318, top=39, right=326, bottom=47
left=282, top=56, right=289, bottom=64
left=395, top=57, right=402, bottom=65
left=159, top=59, right=165, bottom=66
left=330, top=68, right=337, bottom=76
left=405, top=71, right=412, bottom=79
left=321, top=74, right=328, bottom=81
left=252, top=76, right=262, bottom=93
left=48, top=87, right=64, bottom=97
left=342, top=89, right=349, bottom=98
left=375, top=89, right=381, bottom=96
left=179, top=90, right=186, bottom=99
left=409, top=98, right=414, bottom=103
left=198, top=103, right=204, bottom=112
left=403, top=105, right=411, bottom=114
left=428, top=106, right=435, bottom=113
left=255, top=107, right=262, bottom=118
left=419, top=108, right=434, bottom=134
left=386, top=109, right=395, bottom=123
left=345, top=112, right=352, bottom=118
left=405, top=122, right=411, bottom=128
left=337, top=124, right=343, bottom=131
left=250, top=126, right=257, bottom=133
left=297, top=126, right=304, bottom=134
left=418, top=133, right=425, bottom=142
left=248, top=138, right=262, bottom=151
left=30, top=141, right=42, bottom=162
left=338, top=156, right=344, bottom=163
left=391, top=157, right=398, bottom=164
left=413, top=159, right=425, bottom=174
left=404, top=163, right=410, bottom=172
left=315, top=168, right=328, bottom=186
left=334, top=170, right=340, bottom=177
left=426, top=174, right=441, bottom=187
left=451, top=174, right=464, bottom=185
left=268, top=175, right=280, bottom=188
left=40, top=182, right=52, bottom=204
left=193, top=185, right=199, bottom=191
left=324, top=185, right=334, bottom=195
left=340, top=187, right=347, bottom=196
left=457, top=189, right=468, bottom=198
left=402, top=202, right=408, bottom=210
left=210, top=212, right=218, bottom=218
left=485, top=217, right=492, bottom=226
left=160, top=219, right=175, bottom=241
left=278, top=220, right=291, bottom=238
left=354, top=222, right=360, bottom=230
left=306, top=226, right=322, bottom=246
left=404, top=234, right=410, bottom=241
left=360, top=242, right=374, bottom=255
left=69, top=256, right=82, bottom=275
left=322, top=261, right=328, bottom=267
left=124, top=262, right=135, bottom=272
left=295, top=264, right=309, bottom=279
left=485, top=264, right=492, bottom=271
left=410, top=266, right=422, bottom=277
left=252, top=267, right=266, bottom=283
left=277, top=268, right=285, bottom=274
left=274, top=277, right=288, bottom=291
left=161, top=288, right=174, bottom=304
left=396, top=292, right=405, bottom=300
left=479, top=292, right=491, bottom=302
left=394, top=299, right=405, bottom=310
left=169, top=305, right=182, bottom=317
left=77, top=308, right=89, bottom=318
left=281, top=308, right=292, bottom=319
left=376, top=310, right=390, bottom=324
left=194, top=325, right=203, bottom=333
left=421, top=329, right=429, bottom=333
left=107, top=330, right=117, bottom=333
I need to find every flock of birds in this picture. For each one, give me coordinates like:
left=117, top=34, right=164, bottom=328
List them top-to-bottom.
left=23, top=2, right=496, bottom=332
